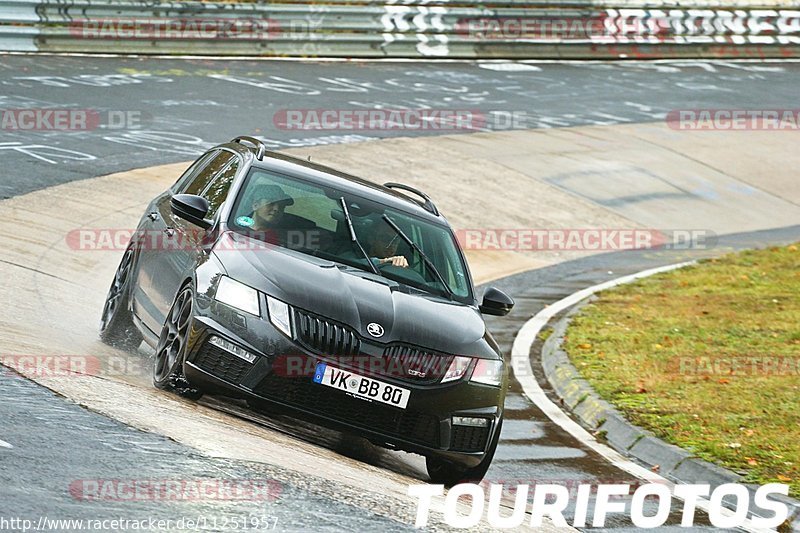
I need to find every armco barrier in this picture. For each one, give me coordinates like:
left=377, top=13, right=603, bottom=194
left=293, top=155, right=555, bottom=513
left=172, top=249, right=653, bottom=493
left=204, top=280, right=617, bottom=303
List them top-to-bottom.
left=0, top=0, right=799, bottom=58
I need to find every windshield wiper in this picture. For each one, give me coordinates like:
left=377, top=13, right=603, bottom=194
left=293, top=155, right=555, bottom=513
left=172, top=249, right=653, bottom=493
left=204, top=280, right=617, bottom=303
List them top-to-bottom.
left=339, top=197, right=380, bottom=276
left=381, top=215, right=455, bottom=299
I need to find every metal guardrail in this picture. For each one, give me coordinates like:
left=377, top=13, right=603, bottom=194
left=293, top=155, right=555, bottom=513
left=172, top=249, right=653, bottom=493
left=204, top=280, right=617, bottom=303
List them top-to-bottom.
left=0, top=0, right=799, bottom=58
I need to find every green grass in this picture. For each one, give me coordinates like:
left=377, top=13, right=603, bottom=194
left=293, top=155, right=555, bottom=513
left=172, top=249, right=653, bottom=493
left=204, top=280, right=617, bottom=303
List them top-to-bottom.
left=563, top=243, right=800, bottom=497
left=538, top=326, right=554, bottom=343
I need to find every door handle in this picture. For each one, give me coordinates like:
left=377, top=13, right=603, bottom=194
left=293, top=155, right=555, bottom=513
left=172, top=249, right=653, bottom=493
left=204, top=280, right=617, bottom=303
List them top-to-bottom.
left=148, top=212, right=159, bottom=221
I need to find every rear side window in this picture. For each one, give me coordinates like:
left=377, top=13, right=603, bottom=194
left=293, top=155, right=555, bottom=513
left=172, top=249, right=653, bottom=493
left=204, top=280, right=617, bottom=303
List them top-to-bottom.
left=171, top=150, right=218, bottom=192
left=182, top=151, right=234, bottom=196
left=202, top=158, right=240, bottom=219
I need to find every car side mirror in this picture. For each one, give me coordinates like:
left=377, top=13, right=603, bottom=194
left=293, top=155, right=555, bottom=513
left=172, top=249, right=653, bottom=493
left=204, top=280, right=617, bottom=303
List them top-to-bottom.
left=171, top=194, right=211, bottom=229
left=479, top=287, right=514, bottom=316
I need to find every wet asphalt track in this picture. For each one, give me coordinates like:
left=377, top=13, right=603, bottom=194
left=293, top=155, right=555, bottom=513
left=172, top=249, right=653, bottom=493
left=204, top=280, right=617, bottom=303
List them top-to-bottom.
left=1, top=55, right=799, bottom=197
left=2, top=55, right=800, bottom=531
left=0, top=367, right=410, bottom=532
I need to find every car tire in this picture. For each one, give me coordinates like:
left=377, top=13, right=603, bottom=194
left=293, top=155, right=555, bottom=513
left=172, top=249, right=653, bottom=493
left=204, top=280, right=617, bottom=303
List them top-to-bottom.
left=99, top=246, right=143, bottom=351
left=153, top=285, right=203, bottom=400
left=426, top=419, right=503, bottom=486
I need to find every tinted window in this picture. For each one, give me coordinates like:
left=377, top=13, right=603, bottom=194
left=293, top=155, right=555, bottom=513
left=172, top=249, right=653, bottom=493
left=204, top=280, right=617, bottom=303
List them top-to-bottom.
left=171, top=150, right=219, bottom=192
left=182, top=151, right=234, bottom=196
left=202, top=158, right=240, bottom=219
left=229, top=168, right=472, bottom=302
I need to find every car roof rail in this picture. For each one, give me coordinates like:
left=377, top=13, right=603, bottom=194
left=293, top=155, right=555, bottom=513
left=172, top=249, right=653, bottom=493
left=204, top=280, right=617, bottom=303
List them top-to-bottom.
left=231, top=136, right=266, bottom=160
left=383, top=182, right=439, bottom=216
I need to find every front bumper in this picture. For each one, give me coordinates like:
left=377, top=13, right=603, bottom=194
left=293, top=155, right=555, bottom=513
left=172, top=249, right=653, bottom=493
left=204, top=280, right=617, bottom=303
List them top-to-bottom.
left=183, top=309, right=505, bottom=468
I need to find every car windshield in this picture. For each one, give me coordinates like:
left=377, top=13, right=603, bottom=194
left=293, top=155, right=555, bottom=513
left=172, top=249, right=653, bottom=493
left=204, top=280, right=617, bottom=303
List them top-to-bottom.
left=228, top=167, right=472, bottom=301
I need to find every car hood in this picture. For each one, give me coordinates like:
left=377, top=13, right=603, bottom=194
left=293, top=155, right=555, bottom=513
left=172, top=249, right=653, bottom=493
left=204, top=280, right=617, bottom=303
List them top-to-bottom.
left=215, top=232, right=489, bottom=356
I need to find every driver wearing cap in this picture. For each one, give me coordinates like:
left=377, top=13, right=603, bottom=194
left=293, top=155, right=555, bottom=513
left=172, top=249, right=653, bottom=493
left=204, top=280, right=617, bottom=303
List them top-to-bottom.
left=249, top=184, right=315, bottom=245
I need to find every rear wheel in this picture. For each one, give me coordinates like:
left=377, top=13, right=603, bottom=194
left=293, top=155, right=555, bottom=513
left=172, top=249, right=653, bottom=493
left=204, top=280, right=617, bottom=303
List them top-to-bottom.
left=99, top=246, right=143, bottom=350
left=153, top=286, right=203, bottom=400
left=426, top=419, right=503, bottom=486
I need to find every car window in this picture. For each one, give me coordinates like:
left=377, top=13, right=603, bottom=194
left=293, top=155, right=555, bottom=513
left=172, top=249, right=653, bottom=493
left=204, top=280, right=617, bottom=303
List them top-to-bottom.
left=171, top=150, right=219, bottom=193
left=182, top=151, right=234, bottom=196
left=202, top=157, right=240, bottom=219
left=229, top=168, right=472, bottom=302
left=241, top=171, right=338, bottom=231
left=286, top=190, right=337, bottom=232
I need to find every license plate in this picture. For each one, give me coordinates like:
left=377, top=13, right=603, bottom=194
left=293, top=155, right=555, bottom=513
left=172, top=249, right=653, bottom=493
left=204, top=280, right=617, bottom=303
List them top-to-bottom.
left=313, top=363, right=410, bottom=409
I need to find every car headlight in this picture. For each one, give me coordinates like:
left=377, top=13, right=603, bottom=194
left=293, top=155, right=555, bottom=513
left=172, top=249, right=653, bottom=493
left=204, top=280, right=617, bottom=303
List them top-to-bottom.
left=215, top=276, right=260, bottom=316
left=266, top=295, right=292, bottom=338
left=441, top=356, right=472, bottom=383
left=470, top=359, right=505, bottom=387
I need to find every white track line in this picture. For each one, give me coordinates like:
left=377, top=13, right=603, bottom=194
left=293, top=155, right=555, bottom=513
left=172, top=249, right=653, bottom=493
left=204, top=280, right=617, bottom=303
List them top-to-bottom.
left=511, top=261, right=776, bottom=533
left=0, top=439, right=12, bottom=448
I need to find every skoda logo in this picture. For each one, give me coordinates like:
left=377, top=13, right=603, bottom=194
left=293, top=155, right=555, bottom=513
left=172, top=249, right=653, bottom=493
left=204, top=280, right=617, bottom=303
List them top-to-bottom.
left=366, top=322, right=384, bottom=338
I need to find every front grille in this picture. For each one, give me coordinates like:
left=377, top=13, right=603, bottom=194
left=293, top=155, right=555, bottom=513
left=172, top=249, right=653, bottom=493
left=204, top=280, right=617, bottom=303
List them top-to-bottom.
left=293, top=307, right=454, bottom=385
left=293, top=309, right=360, bottom=357
left=193, top=341, right=254, bottom=385
left=382, top=344, right=454, bottom=385
left=254, top=374, right=440, bottom=448
left=450, top=424, right=490, bottom=452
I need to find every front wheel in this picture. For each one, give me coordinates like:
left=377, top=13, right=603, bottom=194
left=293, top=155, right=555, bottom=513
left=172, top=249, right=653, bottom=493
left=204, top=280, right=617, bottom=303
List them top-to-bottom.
left=99, top=246, right=143, bottom=351
left=153, top=286, right=203, bottom=400
left=426, top=419, right=503, bottom=486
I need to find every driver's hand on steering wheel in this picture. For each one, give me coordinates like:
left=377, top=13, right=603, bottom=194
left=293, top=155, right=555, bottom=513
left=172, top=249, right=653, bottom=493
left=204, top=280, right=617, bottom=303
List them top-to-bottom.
left=379, top=255, right=409, bottom=268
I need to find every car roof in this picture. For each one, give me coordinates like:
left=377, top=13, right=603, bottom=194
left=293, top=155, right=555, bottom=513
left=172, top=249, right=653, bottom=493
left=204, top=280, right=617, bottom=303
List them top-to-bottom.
left=237, top=147, right=448, bottom=226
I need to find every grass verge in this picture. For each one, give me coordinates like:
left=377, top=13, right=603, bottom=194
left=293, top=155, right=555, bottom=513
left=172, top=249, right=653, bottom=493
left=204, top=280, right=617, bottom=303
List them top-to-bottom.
left=563, top=243, right=800, bottom=497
